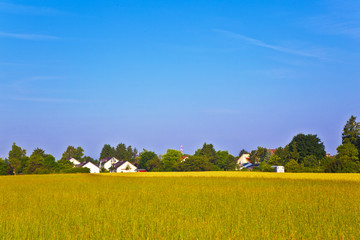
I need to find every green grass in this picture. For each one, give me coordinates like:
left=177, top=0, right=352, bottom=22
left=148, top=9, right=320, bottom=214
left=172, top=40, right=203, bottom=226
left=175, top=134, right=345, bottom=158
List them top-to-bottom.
left=0, top=172, right=359, bottom=239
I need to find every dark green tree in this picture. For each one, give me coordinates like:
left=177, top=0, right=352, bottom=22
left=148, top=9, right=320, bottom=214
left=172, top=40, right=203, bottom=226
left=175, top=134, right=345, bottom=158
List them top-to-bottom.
left=342, top=116, right=360, bottom=158
left=288, top=134, right=326, bottom=163
left=337, top=142, right=359, bottom=163
left=8, top=143, right=27, bottom=175
left=115, top=143, right=127, bottom=161
left=195, top=143, right=218, bottom=165
left=99, top=144, right=115, bottom=160
left=61, top=146, right=84, bottom=161
left=249, top=147, right=268, bottom=164
left=25, top=149, right=46, bottom=174
left=162, top=149, right=182, bottom=171
left=138, top=150, right=160, bottom=171
left=216, top=151, right=236, bottom=170
left=42, top=155, right=57, bottom=171
left=145, top=155, right=162, bottom=172
left=303, top=155, right=319, bottom=168
left=178, top=156, right=217, bottom=171
left=0, top=158, right=12, bottom=175
left=285, top=159, right=301, bottom=172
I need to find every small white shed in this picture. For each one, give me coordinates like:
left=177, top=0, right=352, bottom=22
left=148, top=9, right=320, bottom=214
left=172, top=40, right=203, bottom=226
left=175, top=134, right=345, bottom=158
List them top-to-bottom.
left=271, top=166, right=285, bottom=173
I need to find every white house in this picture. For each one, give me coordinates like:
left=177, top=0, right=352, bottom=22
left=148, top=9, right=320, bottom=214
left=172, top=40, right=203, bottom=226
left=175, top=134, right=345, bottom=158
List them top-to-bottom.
left=237, top=154, right=250, bottom=166
left=68, top=157, right=80, bottom=165
left=99, top=157, right=119, bottom=171
left=76, top=161, right=100, bottom=173
left=112, top=161, right=137, bottom=173
left=271, top=166, right=285, bottom=173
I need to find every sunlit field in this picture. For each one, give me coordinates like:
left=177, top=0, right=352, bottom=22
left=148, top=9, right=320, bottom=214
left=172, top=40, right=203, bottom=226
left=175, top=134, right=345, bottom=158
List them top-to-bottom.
left=1, top=172, right=359, bottom=239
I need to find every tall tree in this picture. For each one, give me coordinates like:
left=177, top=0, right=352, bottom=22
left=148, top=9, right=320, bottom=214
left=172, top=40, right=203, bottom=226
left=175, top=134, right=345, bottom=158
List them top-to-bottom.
left=342, top=115, right=360, bottom=158
left=342, top=116, right=360, bottom=145
left=288, top=134, right=326, bottom=163
left=337, top=142, right=359, bottom=163
left=8, top=143, right=27, bottom=175
left=115, top=143, right=127, bottom=161
left=195, top=143, right=218, bottom=165
left=99, top=144, right=115, bottom=160
left=61, top=146, right=84, bottom=161
left=249, top=147, right=268, bottom=164
left=25, top=149, right=45, bottom=174
left=162, top=149, right=182, bottom=171
left=138, top=150, right=159, bottom=170
left=216, top=151, right=236, bottom=170
left=178, top=156, right=217, bottom=171
left=0, top=158, right=12, bottom=175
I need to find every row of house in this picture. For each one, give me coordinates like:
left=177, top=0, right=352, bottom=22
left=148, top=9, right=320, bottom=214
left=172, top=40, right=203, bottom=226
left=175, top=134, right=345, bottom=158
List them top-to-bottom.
left=68, top=153, right=284, bottom=173
left=68, top=157, right=137, bottom=173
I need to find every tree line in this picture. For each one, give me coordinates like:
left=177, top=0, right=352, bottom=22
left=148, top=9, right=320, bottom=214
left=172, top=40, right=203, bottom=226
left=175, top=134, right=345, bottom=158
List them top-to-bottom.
left=1, top=115, right=359, bottom=175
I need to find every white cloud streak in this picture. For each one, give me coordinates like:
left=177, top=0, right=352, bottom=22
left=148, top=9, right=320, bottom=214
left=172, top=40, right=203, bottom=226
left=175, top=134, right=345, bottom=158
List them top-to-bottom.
left=214, top=29, right=325, bottom=59
left=0, top=31, right=59, bottom=40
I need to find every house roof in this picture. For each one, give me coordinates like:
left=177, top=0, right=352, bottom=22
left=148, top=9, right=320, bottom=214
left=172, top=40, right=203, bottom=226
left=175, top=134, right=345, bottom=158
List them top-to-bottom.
left=267, top=149, right=277, bottom=155
left=100, top=157, right=118, bottom=164
left=76, top=161, right=88, bottom=168
left=113, top=161, right=127, bottom=169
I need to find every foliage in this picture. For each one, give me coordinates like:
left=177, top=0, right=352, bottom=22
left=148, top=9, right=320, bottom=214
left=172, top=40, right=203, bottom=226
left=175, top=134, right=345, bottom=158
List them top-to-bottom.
left=342, top=115, right=360, bottom=146
left=288, top=134, right=326, bottom=162
left=337, top=142, right=359, bottom=163
left=8, top=143, right=27, bottom=175
left=195, top=143, right=218, bottom=165
left=99, top=144, right=115, bottom=160
left=61, top=146, right=84, bottom=161
left=249, top=147, right=269, bottom=164
left=162, top=149, right=182, bottom=171
left=139, top=150, right=161, bottom=171
left=216, top=151, right=236, bottom=170
left=268, top=155, right=282, bottom=166
left=303, top=155, right=319, bottom=168
left=178, top=156, right=218, bottom=171
left=0, top=158, right=12, bottom=175
left=57, top=158, right=73, bottom=170
left=285, top=159, right=301, bottom=172
left=325, top=159, right=360, bottom=173
left=258, top=161, right=274, bottom=172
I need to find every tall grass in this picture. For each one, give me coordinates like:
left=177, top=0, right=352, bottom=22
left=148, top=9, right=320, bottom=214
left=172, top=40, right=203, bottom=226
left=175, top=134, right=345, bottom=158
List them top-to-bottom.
left=0, top=172, right=359, bottom=239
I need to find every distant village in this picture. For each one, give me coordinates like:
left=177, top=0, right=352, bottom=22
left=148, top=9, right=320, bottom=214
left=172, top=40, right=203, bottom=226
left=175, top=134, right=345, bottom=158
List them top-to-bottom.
left=0, top=115, right=359, bottom=175
left=69, top=150, right=285, bottom=174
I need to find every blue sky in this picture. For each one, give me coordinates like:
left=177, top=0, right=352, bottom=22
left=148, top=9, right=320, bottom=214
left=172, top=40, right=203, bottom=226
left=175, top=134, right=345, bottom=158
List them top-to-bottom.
left=0, top=0, right=359, bottom=159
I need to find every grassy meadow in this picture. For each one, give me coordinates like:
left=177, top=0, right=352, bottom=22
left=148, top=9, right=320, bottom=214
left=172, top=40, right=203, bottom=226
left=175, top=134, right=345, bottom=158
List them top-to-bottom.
left=0, top=172, right=359, bottom=239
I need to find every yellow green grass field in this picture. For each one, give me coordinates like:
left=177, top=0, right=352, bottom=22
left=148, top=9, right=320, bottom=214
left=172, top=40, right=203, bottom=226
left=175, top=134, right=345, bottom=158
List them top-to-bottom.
left=1, top=172, right=359, bottom=239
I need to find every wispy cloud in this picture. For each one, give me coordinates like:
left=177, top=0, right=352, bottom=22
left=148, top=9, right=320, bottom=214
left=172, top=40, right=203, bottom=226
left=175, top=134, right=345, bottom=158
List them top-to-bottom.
left=0, top=2, right=65, bottom=15
left=214, top=29, right=325, bottom=59
left=0, top=31, right=59, bottom=40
